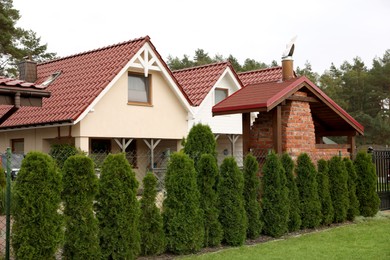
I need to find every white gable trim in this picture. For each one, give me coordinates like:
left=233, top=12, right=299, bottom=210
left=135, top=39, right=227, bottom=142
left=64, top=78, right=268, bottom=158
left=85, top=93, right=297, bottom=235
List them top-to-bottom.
left=74, top=42, right=193, bottom=125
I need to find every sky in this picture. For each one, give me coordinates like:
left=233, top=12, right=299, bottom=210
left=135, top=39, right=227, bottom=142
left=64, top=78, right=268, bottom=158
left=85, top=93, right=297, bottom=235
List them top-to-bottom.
left=12, top=0, right=390, bottom=74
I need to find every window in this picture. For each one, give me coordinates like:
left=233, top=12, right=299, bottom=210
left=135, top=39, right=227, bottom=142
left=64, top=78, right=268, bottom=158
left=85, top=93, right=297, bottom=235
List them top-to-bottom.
left=42, top=71, right=61, bottom=86
left=128, top=73, right=151, bottom=104
left=215, top=88, right=228, bottom=104
left=12, top=139, right=24, bottom=154
left=91, top=139, right=111, bottom=154
left=125, top=140, right=137, bottom=168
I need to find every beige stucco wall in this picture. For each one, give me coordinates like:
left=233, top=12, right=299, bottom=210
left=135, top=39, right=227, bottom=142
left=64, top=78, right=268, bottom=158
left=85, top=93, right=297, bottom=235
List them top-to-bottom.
left=79, top=69, right=189, bottom=139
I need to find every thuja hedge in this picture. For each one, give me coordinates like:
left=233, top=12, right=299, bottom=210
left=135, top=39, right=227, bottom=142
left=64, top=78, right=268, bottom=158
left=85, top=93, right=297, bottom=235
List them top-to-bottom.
left=354, top=151, right=380, bottom=217
left=12, top=152, right=63, bottom=259
left=163, top=152, right=204, bottom=254
left=262, top=152, right=288, bottom=237
left=95, top=153, right=140, bottom=259
left=243, top=153, right=263, bottom=239
left=281, top=153, right=301, bottom=232
left=296, top=153, right=321, bottom=229
left=197, top=154, right=222, bottom=247
left=62, top=155, right=100, bottom=259
left=328, top=156, right=349, bottom=223
left=218, top=157, right=247, bottom=245
left=344, top=157, right=359, bottom=220
left=317, top=159, right=334, bottom=226
left=139, top=172, right=166, bottom=256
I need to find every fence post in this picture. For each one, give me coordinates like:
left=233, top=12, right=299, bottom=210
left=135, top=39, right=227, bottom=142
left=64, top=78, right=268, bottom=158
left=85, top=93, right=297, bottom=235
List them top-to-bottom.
left=5, top=147, right=11, bottom=260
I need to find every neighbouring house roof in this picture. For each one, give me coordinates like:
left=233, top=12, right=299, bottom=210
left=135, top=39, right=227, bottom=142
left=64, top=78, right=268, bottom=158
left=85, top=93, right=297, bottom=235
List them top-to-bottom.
left=0, top=36, right=190, bottom=129
left=173, top=62, right=243, bottom=106
left=238, top=66, right=283, bottom=86
left=0, top=76, right=47, bottom=90
left=212, top=76, right=364, bottom=135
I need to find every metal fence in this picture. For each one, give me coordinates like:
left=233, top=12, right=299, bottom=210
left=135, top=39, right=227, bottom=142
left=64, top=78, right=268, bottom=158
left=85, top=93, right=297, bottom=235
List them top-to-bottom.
left=372, top=148, right=390, bottom=210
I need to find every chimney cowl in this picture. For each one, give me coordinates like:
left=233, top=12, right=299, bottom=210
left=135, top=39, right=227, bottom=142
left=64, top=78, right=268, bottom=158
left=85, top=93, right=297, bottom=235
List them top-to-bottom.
left=18, top=60, right=37, bottom=83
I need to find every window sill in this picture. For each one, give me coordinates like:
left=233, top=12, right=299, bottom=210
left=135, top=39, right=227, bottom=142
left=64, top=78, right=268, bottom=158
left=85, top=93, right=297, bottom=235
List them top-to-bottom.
left=127, top=101, right=153, bottom=107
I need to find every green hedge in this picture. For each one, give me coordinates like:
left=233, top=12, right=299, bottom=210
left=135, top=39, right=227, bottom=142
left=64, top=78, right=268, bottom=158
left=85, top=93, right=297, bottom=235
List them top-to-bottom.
left=12, top=152, right=63, bottom=259
left=163, top=152, right=204, bottom=254
left=95, top=153, right=140, bottom=259
left=62, top=155, right=100, bottom=259
left=344, top=157, right=359, bottom=220
left=317, top=159, right=334, bottom=225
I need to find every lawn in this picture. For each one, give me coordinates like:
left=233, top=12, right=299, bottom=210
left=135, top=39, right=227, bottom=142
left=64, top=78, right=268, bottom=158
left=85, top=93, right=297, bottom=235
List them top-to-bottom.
left=184, top=212, right=390, bottom=260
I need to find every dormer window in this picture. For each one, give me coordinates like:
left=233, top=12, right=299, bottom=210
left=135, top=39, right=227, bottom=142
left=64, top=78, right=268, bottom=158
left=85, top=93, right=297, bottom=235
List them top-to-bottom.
left=42, top=71, right=61, bottom=86
left=128, top=73, right=151, bottom=105
left=215, top=88, right=228, bottom=104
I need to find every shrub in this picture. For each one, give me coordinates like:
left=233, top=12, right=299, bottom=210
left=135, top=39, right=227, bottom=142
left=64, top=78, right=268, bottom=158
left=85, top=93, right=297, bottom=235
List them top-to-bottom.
left=183, top=123, right=217, bottom=168
left=49, top=144, right=79, bottom=168
left=354, top=151, right=380, bottom=217
left=12, top=152, right=63, bottom=259
left=163, top=152, right=204, bottom=254
left=262, top=152, right=289, bottom=237
left=95, top=153, right=140, bottom=259
left=243, top=153, right=263, bottom=239
left=281, top=153, right=301, bottom=232
left=296, top=153, right=321, bottom=228
left=197, top=154, right=222, bottom=247
left=62, top=155, right=100, bottom=259
left=328, top=156, right=349, bottom=223
left=218, top=157, right=247, bottom=245
left=344, top=157, right=360, bottom=220
left=316, top=159, right=334, bottom=225
left=0, top=166, right=5, bottom=188
left=139, top=172, right=166, bottom=255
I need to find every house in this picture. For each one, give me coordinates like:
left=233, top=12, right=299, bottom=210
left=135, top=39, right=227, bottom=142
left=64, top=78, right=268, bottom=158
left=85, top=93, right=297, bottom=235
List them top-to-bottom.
left=0, top=36, right=193, bottom=180
left=213, top=55, right=364, bottom=164
left=172, top=62, right=244, bottom=163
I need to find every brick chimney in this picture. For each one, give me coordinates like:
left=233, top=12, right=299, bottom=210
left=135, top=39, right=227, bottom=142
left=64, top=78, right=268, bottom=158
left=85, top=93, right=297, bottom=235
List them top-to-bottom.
left=282, top=56, right=294, bottom=81
left=18, top=57, right=37, bottom=83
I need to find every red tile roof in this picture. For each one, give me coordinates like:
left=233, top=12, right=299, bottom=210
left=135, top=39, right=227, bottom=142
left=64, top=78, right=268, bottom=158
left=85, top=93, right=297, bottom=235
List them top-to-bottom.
left=0, top=36, right=150, bottom=129
left=173, top=62, right=242, bottom=106
left=238, top=66, right=282, bottom=86
left=0, top=76, right=46, bottom=89
left=212, top=76, right=364, bottom=134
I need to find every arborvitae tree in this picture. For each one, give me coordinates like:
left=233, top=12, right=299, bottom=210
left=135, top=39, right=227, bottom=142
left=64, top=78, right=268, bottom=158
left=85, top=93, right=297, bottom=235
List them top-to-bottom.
left=183, top=123, right=217, bottom=168
left=49, top=144, right=79, bottom=169
left=12, top=152, right=63, bottom=259
left=163, top=152, right=204, bottom=254
left=262, top=152, right=289, bottom=237
left=354, top=152, right=380, bottom=217
left=95, top=153, right=140, bottom=259
left=243, top=153, right=263, bottom=239
left=281, top=153, right=301, bottom=232
left=296, top=153, right=322, bottom=228
left=197, top=154, right=222, bottom=247
left=62, top=155, right=100, bottom=259
left=328, top=156, right=349, bottom=223
left=218, top=157, right=247, bottom=245
left=344, top=157, right=360, bottom=220
left=317, top=159, right=334, bottom=225
left=0, top=166, right=5, bottom=188
left=139, top=172, right=166, bottom=256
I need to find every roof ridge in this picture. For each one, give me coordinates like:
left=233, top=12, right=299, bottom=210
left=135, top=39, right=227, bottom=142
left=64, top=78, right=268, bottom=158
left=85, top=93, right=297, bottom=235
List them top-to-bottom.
left=38, top=36, right=150, bottom=66
left=172, top=61, right=229, bottom=73
left=237, top=66, right=281, bottom=75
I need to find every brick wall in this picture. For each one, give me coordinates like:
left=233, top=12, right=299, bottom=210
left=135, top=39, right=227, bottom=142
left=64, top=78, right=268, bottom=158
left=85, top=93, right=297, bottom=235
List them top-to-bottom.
left=250, top=91, right=349, bottom=165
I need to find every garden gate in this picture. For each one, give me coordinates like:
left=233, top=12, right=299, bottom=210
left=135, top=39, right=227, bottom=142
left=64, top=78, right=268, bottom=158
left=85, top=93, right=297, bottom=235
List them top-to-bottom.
left=372, top=149, right=390, bottom=210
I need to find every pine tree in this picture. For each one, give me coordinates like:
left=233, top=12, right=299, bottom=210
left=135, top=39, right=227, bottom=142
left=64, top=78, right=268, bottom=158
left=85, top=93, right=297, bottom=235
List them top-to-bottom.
left=12, top=152, right=63, bottom=259
left=163, top=152, right=204, bottom=254
left=262, top=152, right=289, bottom=237
left=354, top=152, right=380, bottom=217
left=95, top=153, right=140, bottom=259
left=243, top=153, right=263, bottom=239
left=281, top=153, right=301, bottom=232
left=296, top=153, right=321, bottom=228
left=197, top=154, right=222, bottom=247
left=62, top=155, right=100, bottom=259
left=328, top=156, right=349, bottom=223
left=218, top=157, right=247, bottom=245
left=344, top=157, right=360, bottom=220
left=317, top=159, right=334, bottom=225
left=139, top=172, right=166, bottom=255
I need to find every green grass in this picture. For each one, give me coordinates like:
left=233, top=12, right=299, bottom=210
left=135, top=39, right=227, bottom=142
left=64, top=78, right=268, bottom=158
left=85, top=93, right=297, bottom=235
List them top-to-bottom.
left=184, top=212, right=390, bottom=260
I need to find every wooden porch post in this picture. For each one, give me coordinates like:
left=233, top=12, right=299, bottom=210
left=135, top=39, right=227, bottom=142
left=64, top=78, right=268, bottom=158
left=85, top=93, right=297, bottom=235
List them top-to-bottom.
left=273, top=105, right=282, bottom=154
left=242, top=113, right=250, bottom=155
left=228, top=134, right=240, bottom=156
left=348, top=134, right=356, bottom=159
left=143, top=139, right=161, bottom=169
